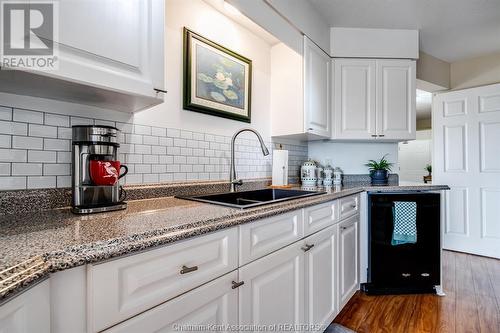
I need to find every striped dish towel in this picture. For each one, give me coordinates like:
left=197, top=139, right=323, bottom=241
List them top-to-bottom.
left=391, top=201, right=417, bottom=245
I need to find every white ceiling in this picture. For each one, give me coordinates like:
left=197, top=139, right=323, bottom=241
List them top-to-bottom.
left=308, top=0, right=500, bottom=62
left=416, top=89, right=432, bottom=120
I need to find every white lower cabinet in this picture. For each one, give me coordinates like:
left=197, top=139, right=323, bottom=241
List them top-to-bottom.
left=0, top=197, right=361, bottom=333
left=339, top=215, right=359, bottom=308
left=303, top=225, right=338, bottom=331
left=89, top=228, right=238, bottom=332
left=239, top=242, right=305, bottom=333
left=104, top=271, right=239, bottom=333
left=0, top=280, right=50, bottom=333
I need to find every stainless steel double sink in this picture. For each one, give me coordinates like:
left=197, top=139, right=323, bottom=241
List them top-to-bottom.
left=177, top=188, right=325, bottom=209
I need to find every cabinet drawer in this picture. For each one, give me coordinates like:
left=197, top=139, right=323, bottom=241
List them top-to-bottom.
left=339, top=194, right=359, bottom=220
left=304, top=200, right=339, bottom=236
left=239, top=210, right=303, bottom=265
left=89, top=227, right=238, bottom=332
left=104, top=271, right=238, bottom=333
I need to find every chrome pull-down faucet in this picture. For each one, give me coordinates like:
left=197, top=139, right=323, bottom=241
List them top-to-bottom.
left=229, top=128, right=270, bottom=192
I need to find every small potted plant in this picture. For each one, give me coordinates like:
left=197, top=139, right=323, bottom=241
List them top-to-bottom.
left=365, top=154, right=394, bottom=185
left=424, top=164, right=432, bottom=183
left=426, top=164, right=432, bottom=175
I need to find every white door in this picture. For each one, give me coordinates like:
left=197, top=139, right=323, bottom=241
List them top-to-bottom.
left=34, top=0, right=164, bottom=97
left=304, top=36, right=331, bottom=138
left=333, top=59, right=377, bottom=139
left=376, top=60, right=416, bottom=140
left=433, top=83, right=500, bottom=258
left=339, top=215, right=359, bottom=308
left=303, top=225, right=338, bottom=331
left=239, top=243, right=304, bottom=333
left=104, top=271, right=239, bottom=333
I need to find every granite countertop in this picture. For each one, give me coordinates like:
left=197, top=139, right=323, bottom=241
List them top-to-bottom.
left=0, top=183, right=449, bottom=302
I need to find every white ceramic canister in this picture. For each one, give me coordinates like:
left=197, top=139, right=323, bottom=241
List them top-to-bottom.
left=301, top=159, right=317, bottom=186
left=316, top=165, right=324, bottom=186
left=323, top=165, right=333, bottom=186
left=333, top=167, right=343, bottom=185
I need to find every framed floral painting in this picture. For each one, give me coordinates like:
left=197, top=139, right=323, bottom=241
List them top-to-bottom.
left=183, top=28, right=252, bottom=123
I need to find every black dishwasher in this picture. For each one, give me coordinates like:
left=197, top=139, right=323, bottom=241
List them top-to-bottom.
left=363, top=192, right=440, bottom=295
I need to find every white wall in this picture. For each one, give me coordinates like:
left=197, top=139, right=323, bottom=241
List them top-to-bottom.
left=134, top=0, right=273, bottom=139
left=266, top=0, right=330, bottom=53
left=417, top=51, right=450, bottom=89
left=450, top=51, right=500, bottom=90
left=398, top=130, right=432, bottom=183
left=308, top=142, right=399, bottom=174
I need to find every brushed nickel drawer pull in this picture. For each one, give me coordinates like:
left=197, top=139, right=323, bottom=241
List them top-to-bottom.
left=371, top=134, right=377, bottom=137
left=301, top=244, right=315, bottom=252
left=180, top=265, right=198, bottom=274
left=232, top=280, right=245, bottom=289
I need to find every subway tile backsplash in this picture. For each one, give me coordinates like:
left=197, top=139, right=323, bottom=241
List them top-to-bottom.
left=0, top=106, right=308, bottom=190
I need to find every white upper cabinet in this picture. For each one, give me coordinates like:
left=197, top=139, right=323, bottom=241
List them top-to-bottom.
left=0, top=0, right=164, bottom=112
left=54, top=0, right=164, bottom=96
left=271, top=37, right=331, bottom=140
left=304, top=37, right=331, bottom=138
left=332, top=58, right=416, bottom=141
left=333, top=59, right=377, bottom=140
left=376, top=60, right=416, bottom=140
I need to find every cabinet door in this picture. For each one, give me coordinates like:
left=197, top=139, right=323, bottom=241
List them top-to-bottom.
left=35, top=0, right=164, bottom=98
left=304, top=36, right=331, bottom=138
left=334, top=59, right=376, bottom=139
left=376, top=60, right=416, bottom=140
left=339, top=215, right=359, bottom=308
left=303, top=225, right=338, bottom=331
left=239, top=243, right=304, bottom=332
left=104, top=271, right=238, bottom=333
left=0, top=280, right=50, bottom=333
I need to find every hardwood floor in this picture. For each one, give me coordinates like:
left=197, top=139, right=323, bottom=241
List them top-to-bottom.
left=333, top=250, right=500, bottom=333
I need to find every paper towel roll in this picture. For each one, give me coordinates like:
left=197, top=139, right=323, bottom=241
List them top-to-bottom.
left=272, top=150, right=289, bottom=186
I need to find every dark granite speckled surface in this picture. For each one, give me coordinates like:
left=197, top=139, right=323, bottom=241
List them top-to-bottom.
left=0, top=182, right=449, bottom=302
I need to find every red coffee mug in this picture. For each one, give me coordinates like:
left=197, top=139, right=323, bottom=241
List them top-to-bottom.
left=89, top=160, right=128, bottom=186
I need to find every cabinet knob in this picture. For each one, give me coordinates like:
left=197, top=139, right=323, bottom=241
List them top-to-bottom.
left=307, top=128, right=314, bottom=131
left=350, top=203, right=357, bottom=208
left=301, top=244, right=315, bottom=252
left=180, top=265, right=198, bottom=274
left=231, top=280, right=245, bottom=289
